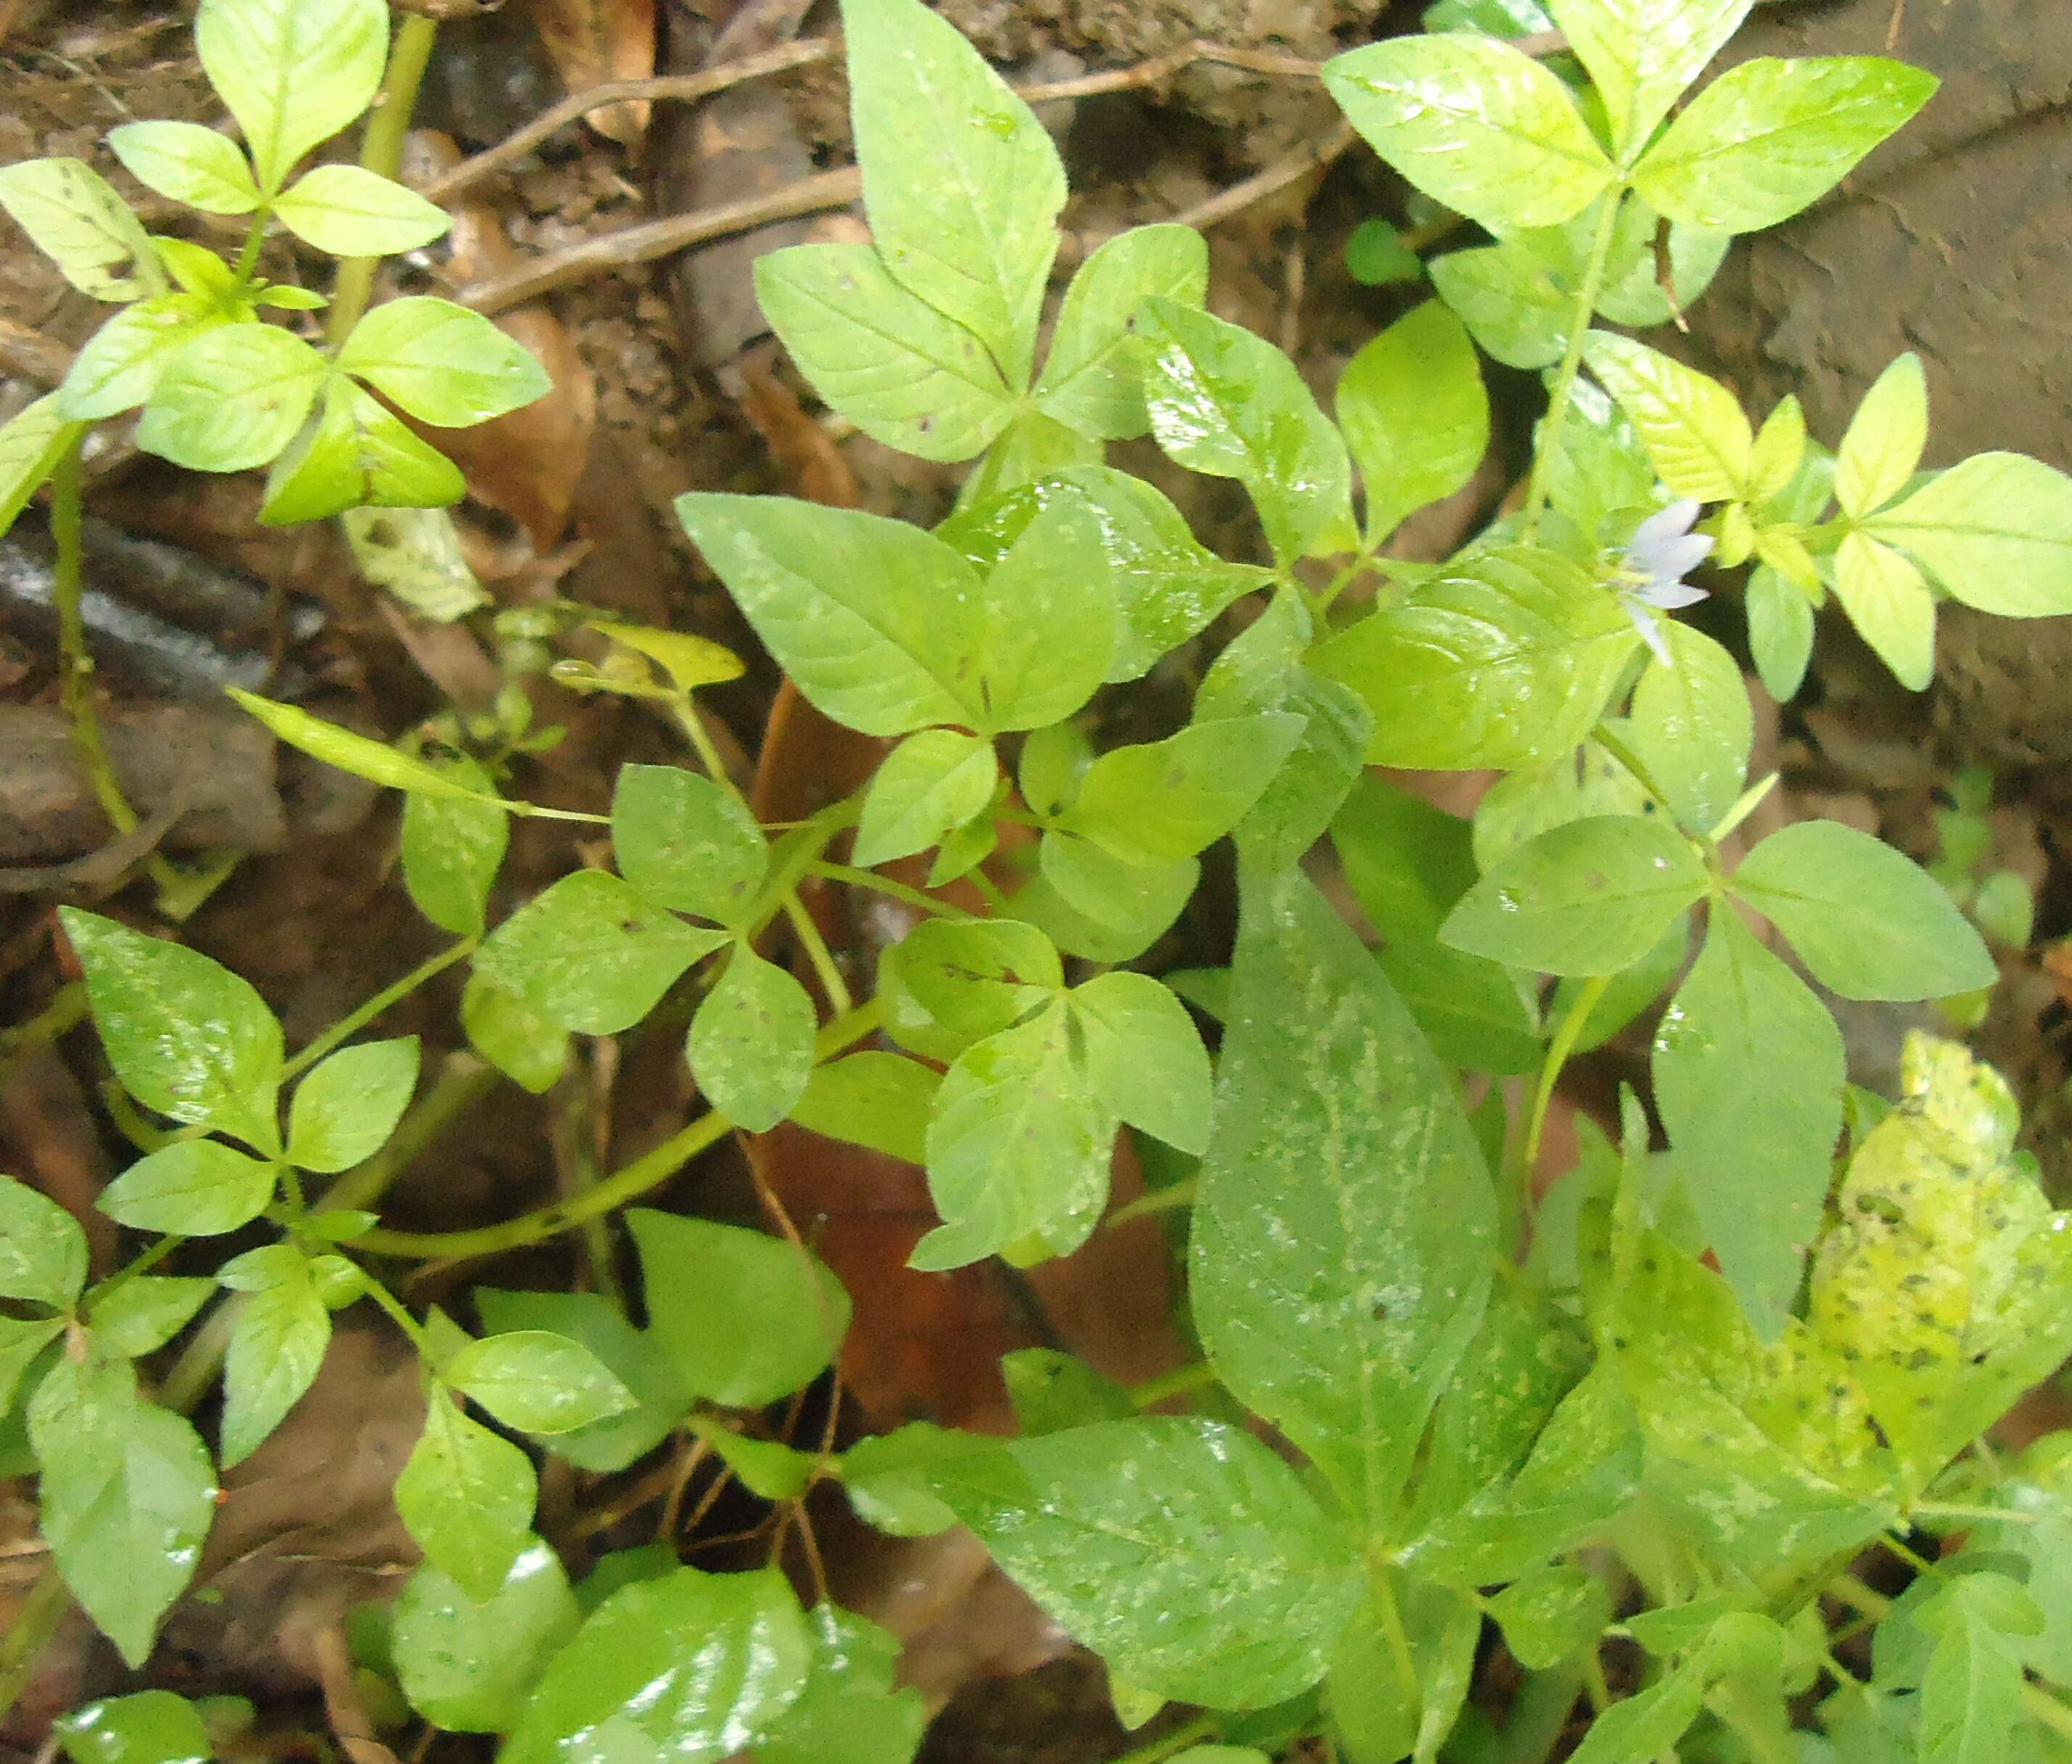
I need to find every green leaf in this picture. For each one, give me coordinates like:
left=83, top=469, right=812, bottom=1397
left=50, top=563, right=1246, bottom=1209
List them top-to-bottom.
left=194, top=0, right=388, bottom=193
left=839, top=0, right=1063, bottom=386
left=1546, top=0, right=1752, bottom=159
left=1323, top=36, right=1614, bottom=233
left=1633, top=56, right=1938, bottom=234
left=106, top=120, right=259, bottom=213
left=0, top=158, right=164, bottom=300
left=273, top=163, right=448, bottom=255
left=1345, top=217, right=1425, bottom=287
left=1035, top=225, right=1209, bottom=439
left=1428, top=239, right=1569, bottom=373
left=753, top=242, right=1014, bottom=462
left=60, top=296, right=232, bottom=423
left=337, top=297, right=548, bottom=426
left=1141, top=298, right=1355, bottom=561
left=1336, top=301, right=1489, bottom=545
left=134, top=323, right=327, bottom=471
left=1582, top=330, right=1751, bottom=500
left=1835, top=353, right=1928, bottom=518
left=260, top=377, right=466, bottom=524
left=0, top=395, right=86, bottom=540
left=1865, top=451, right=2072, bottom=618
left=976, top=499, right=1119, bottom=729
left=340, top=504, right=486, bottom=617
left=1834, top=531, right=1935, bottom=691
left=1312, top=547, right=1638, bottom=770
left=1747, top=565, right=1816, bottom=701
left=1621, top=624, right=1753, bottom=833
left=229, top=691, right=503, bottom=804
left=1062, top=714, right=1306, bottom=865
left=853, top=730, right=998, bottom=868
left=402, top=757, right=508, bottom=936
left=610, top=764, right=766, bottom=927
left=1442, top=814, right=1707, bottom=976
left=1733, top=820, right=1996, bottom=1000
left=1020, top=839, right=1197, bottom=964
left=1192, top=868, right=1495, bottom=1520
left=474, top=870, right=726, bottom=1035
left=60, top=908, right=282, bottom=1150
left=1654, top=910, right=1845, bottom=1335
left=881, top=917, right=1061, bottom=1059
left=687, top=947, right=818, bottom=1132
left=1069, top=972, right=1212, bottom=1155
left=461, top=976, right=570, bottom=1096
left=913, top=1005, right=1111, bottom=1269
left=1809, top=1035, right=2072, bottom=1493
left=286, top=1036, right=417, bottom=1173
left=789, top=1052, right=939, bottom=1164
left=99, top=1139, right=276, bottom=1237
left=0, top=1174, right=87, bottom=1310
left=628, top=1210, right=850, bottom=1406
left=219, top=1257, right=330, bottom=1465
left=85, top=1277, right=213, bottom=1359
left=473, top=1289, right=691, bottom=1474
left=445, top=1330, right=638, bottom=1436
left=1001, top=1348, right=1135, bottom=1436
left=30, top=1359, right=217, bottom=1666
left=395, top=1393, right=536, bottom=1603
left=687, top=1414, right=818, bottom=1500
left=930, top=1417, right=1362, bottom=1707
left=839, top=1422, right=992, bottom=1535
left=392, top=1539, right=580, bottom=1733
left=1488, top=1565, right=1612, bottom=1669
left=501, top=1566, right=808, bottom=1764
left=1917, top=1573, right=2037, bottom=1764
left=1326, top=1574, right=1480, bottom=1764
left=754, top=1604, right=928, bottom=1764
left=56, top=1691, right=211, bottom=1764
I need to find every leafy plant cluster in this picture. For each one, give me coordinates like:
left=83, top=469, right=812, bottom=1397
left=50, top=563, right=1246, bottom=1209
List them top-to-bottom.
left=6, top=0, right=2072, bottom=1760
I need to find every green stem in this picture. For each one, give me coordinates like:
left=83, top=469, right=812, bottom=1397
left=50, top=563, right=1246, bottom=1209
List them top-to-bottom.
left=325, top=10, right=439, bottom=345
left=1523, top=191, right=1625, bottom=541
left=232, top=210, right=268, bottom=286
left=51, top=439, right=136, bottom=838
left=807, top=862, right=972, bottom=920
left=282, top=936, right=477, bottom=1081
left=1511, top=972, right=1610, bottom=1227
left=0, top=984, right=86, bottom=1084
left=352, top=997, right=885, bottom=1260
left=321, top=1050, right=497, bottom=1214
left=1104, top=1177, right=1198, bottom=1231
left=82, top=1234, right=178, bottom=1310
left=357, top=1268, right=432, bottom=1352
left=1130, top=1362, right=1217, bottom=1409
left=1911, top=1501, right=2034, bottom=1527
left=1369, top=1567, right=1423, bottom=1710
left=0, top=1572, right=69, bottom=1726
left=1109, top=1715, right=1218, bottom=1764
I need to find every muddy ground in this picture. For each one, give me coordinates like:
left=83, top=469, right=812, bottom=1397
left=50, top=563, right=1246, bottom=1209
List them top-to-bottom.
left=3, top=0, right=2072, bottom=1756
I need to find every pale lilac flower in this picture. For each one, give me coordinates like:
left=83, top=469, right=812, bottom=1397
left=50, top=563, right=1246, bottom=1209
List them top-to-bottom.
left=1616, top=498, right=1714, bottom=665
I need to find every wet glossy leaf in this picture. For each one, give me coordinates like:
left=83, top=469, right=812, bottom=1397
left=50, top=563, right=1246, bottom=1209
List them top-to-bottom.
left=194, top=0, right=387, bottom=191
left=841, top=0, right=1063, bottom=386
left=1546, top=0, right=1752, bottom=157
left=1323, top=36, right=1614, bottom=233
left=1634, top=56, right=1939, bottom=234
left=106, top=120, right=259, bottom=213
left=0, top=157, right=164, bottom=300
left=274, top=164, right=448, bottom=256
left=1036, top=224, right=1209, bottom=440
left=755, top=243, right=1013, bottom=462
left=60, top=296, right=232, bottom=423
left=337, top=298, right=549, bottom=426
left=1336, top=301, right=1489, bottom=544
left=1582, top=330, right=1751, bottom=500
left=1835, top=353, right=1928, bottom=518
left=259, top=376, right=465, bottom=524
left=0, top=395, right=86, bottom=540
left=1865, top=451, right=2072, bottom=618
left=1834, top=531, right=1935, bottom=691
left=1313, top=547, right=1638, bottom=770
left=1622, top=625, right=1751, bottom=833
left=1063, top=713, right=1306, bottom=865
left=853, top=730, right=998, bottom=868
left=402, top=756, right=508, bottom=936
left=611, top=764, right=765, bottom=927
left=1443, top=814, right=1707, bottom=976
left=1733, top=820, right=1996, bottom=1001
left=1193, top=868, right=1495, bottom=1521
left=474, top=870, right=726, bottom=1035
left=61, top=908, right=283, bottom=1151
left=1654, top=910, right=1844, bottom=1335
left=687, top=947, right=817, bottom=1132
left=1069, top=972, right=1212, bottom=1155
left=286, top=1036, right=417, bottom=1173
left=1809, top=1036, right=2072, bottom=1494
left=789, top=1052, right=939, bottom=1163
left=99, top=1139, right=276, bottom=1237
left=0, top=1173, right=87, bottom=1311
left=628, top=1210, right=850, bottom=1407
left=219, top=1253, right=330, bottom=1466
left=83, top=1277, right=212, bottom=1359
left=474, top=1289, right=691, bottom=1473
left=447, top=1330, right=636, bottom=1437
left=30, top=1358, right=217, bottom=1666
left=395, top=1394, right=536, bottom=1604
left=931, top=1417, right=1362, bottom=1707
left=392, top=1539, right=580, bottom=1733
left=501, top=1565, right=809, bottom=1764
left=1488, top=1565, right=1612, bottom=1669
left=754, top=1604, right=927, bottom=1764
left=56, top=1691, right=210, bottom=1764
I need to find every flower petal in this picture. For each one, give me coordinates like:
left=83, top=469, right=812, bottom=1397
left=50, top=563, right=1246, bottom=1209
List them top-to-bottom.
left=1627, top=498, right=1703, bottom=559
left=1635, top=579, right=1711, bottom=611
left=1624, top=601, right=1675, bottom=667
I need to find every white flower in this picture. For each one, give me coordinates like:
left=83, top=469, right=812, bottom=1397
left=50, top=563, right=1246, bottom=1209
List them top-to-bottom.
left=1616, top=498, right=1714, bottom=665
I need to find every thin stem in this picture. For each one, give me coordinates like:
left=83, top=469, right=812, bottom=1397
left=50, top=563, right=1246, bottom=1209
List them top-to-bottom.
left=326, top=11, right=438, bottom=345
left=1523, top=190, right=1625, bottom=540
left=232, top=210, right=268, bottom=286
left=807, top=862, right=972, bottom=920
left=781, top=895, right=854, bottom=1015
left=283, top=936, right=477, bottom=1081
left=1511, top=972, right=1610, bottom=1226
left=0, top=984, right=86, bottom=1085
left=352, top=998, right=885, bottom=1260
left=1104, top=1177, right=1198, bottom=1230
left=83, top=1234, right=178, bottom=1311
left=357, top=1266, right=431, bottom=1353
left=1130, top=1362, right=1217, bottom=1409
left=1911, top=1501, right=2034, bottom=1527
left=1369, top=1567, right=1423, bottom=1710
left=0, top=1571, right=69, bottom=1726
left=1109, top=1715, right=1217, bottom=1764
